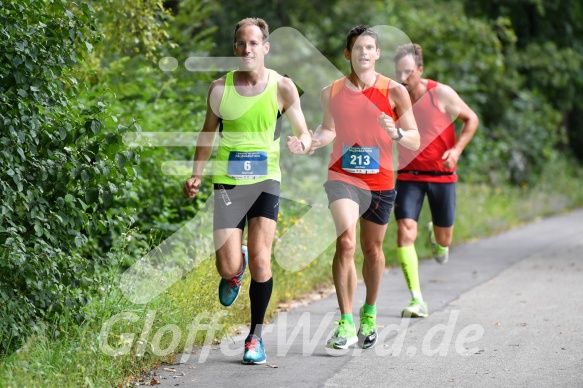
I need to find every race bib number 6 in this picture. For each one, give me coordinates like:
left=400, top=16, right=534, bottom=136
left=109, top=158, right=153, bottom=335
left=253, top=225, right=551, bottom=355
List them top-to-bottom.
left=341, top=146, right=380, bottom=174
left=228, top=151, right=268, bottom=179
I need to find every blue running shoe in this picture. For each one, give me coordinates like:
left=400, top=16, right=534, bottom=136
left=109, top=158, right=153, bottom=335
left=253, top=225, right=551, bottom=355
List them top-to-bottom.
left=218, top=245, right=248, bottom=307
left=242, top=334, right=266, bottom=364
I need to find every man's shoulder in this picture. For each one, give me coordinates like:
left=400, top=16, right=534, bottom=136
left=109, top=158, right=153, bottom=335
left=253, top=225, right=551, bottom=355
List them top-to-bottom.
left=276, top=71, right=305, bottom=102
left=275, top=72, right=292, bottom=87
left=376, top=73, right=392, bottom=82
left=275, top=74, right=293, bottom=96
left=207, top=75, right=230, bottom=108
left=210, top=75, right=228, bottom=90
left=325, top=76, right=348, bottom=89
left=425, top=78, right=451, bottom=92
left=387, top=79, right=408, bottom=97
left=424, top=79, right=467, bottom=115
left=430, top=81, right=458, bottom=101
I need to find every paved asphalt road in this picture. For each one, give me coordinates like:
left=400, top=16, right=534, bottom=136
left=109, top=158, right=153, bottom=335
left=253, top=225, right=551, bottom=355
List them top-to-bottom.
left=152, top=209, right=583, bottom=387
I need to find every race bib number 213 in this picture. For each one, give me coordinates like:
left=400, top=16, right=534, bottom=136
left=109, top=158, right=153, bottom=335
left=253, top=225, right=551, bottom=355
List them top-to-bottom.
left=341, top=146, right=380, bottom=174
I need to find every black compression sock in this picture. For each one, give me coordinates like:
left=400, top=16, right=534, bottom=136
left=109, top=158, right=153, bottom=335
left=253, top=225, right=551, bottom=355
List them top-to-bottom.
left=248, top=277, right=273, bottom=338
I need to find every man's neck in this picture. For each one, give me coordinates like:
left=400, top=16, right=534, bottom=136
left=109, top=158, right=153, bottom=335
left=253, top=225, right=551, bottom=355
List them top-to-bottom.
left=235, top=67, right=268, bottom=85
left=347, top=69, right=378, bottom=90
left=410, top=78, right=428, bottom=103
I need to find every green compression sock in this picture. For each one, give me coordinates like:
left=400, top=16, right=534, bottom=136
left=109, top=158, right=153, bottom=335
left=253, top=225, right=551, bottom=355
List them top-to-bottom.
left=398, top=245, right=423, bottom=302
left=363, top=303, right=376, bottom=315
left=341, top=313, right=354, bottom=326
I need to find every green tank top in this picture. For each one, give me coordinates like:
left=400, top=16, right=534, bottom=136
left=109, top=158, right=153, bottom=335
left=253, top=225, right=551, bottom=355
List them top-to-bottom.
left=213, top=70, right=281, bottom=185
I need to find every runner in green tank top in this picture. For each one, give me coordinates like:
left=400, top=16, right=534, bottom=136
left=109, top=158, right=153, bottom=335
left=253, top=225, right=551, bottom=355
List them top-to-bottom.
left=183, top=17, right=311, bottom=365
left=213, top=68, right=282, bottom=185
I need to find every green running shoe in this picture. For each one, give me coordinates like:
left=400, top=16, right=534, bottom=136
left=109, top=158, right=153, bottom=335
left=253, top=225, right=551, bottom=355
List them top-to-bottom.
left=428, top=222, right=449, bottom=264
left=401, top=299, right=428, bottom=318
left=357, top=307, right=378, bottom=349
left=326, top=320, right=358, bottom=349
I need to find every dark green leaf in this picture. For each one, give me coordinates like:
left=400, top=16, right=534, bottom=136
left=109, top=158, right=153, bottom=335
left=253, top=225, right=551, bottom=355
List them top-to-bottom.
left=116, top=153, right=126, bottom=169
left=81, top=169, right=91, bottom=182
left=85, top=187, right=99, bottom=204
left=102, top=190, right=113, bottom=208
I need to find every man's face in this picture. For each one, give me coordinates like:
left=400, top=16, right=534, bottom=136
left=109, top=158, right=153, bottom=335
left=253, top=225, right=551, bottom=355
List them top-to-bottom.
left=233, top=25, right=269, bottom=71
left=345, top=35, right=380, bottom=72
left=395, top=54, right=423, bottom=93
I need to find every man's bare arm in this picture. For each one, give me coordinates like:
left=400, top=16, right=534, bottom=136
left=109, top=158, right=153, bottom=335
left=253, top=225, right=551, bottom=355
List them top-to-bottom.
left=279, top=76, right=311, bottom=155
left=183, top=80, right=223, bottom=198
left=388, top=82, right=420, bottom=151
left=437, top=84, right=479, bottom=169
left=309, top=86, right=337, bottom=155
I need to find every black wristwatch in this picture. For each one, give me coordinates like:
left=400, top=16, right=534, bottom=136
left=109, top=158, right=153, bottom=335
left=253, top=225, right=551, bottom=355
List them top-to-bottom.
left=392, top=127, right=404, bottom=141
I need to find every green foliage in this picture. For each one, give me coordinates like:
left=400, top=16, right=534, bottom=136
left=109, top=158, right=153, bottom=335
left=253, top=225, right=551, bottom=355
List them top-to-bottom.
left=1, top=0, right=218, bottom=355
left=89, top=0, right=218, bottom=257
left=90, top=0, right=174, bottom=61
left=206, top=0, right=387, bottom=67
left=462, top=0, right=583, bottom=162
left=0, top=1, right=138, bottom=353
left=382, top=2, right=566, bottom=185
left=97, top=64, right=209, bottom=260
left=567, top=105, right=583, bottom=162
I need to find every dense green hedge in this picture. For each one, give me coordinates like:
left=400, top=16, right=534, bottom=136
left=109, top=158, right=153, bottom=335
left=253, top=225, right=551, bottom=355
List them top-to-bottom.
left=0, top=1, right=138, bottom=353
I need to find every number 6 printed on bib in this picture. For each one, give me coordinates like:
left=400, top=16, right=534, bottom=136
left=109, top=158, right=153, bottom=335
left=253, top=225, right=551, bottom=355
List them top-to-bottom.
left=228, top=151, right=268, bottom=179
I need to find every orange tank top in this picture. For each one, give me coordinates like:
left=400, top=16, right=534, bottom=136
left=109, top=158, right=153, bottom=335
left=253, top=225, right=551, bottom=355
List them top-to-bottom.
left=327, top=74, right=398, bottom=191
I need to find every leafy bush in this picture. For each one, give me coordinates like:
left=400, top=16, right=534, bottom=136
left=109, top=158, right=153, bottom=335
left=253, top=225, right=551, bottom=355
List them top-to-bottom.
left=0, top=1, right=137, bottom=353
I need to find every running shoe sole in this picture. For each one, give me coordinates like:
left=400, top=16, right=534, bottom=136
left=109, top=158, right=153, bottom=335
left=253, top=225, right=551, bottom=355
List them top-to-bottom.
left=401, top=304, right=428, bottom=318
left=326, top=335, right=358, bottom=350
left=241, top=358, right=267, bottom=365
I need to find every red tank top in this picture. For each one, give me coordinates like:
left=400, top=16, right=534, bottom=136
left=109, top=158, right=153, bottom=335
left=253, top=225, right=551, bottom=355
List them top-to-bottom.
left=327, top=74, right=398, bottom=191
left=397, top=79, right=457, bottom=183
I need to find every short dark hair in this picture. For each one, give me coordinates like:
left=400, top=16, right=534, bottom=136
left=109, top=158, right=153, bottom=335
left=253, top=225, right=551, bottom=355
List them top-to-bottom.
left=233, top=17, right=269, bottom=43
left=346, top=25, right=378, bottom=52
left=393, top=43, right=424, bottom=68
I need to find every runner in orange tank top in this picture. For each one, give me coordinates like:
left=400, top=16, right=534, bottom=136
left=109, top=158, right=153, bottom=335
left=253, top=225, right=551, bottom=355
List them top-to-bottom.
left=309, top=25, right=420, bottom=350
left=392, top=43, right=479, bottom=318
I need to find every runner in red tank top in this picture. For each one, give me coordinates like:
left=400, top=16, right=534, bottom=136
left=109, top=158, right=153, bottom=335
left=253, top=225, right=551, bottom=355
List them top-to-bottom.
left=309, top=26, right=420, bottom=350
left=392, top=43, right=479, bottom=318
